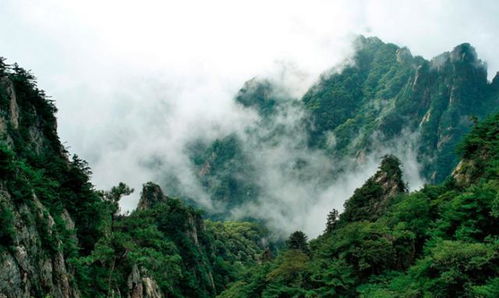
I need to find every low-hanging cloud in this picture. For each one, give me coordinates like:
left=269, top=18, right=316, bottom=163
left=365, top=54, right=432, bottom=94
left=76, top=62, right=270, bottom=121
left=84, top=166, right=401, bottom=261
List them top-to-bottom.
left=0, top=0, right=498, bottom=236
left=225, top=84, right=426, bottom=238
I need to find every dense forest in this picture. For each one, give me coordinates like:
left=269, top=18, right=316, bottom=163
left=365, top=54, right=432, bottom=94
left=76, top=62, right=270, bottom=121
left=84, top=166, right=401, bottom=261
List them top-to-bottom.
left=0, top=36, right=498, bottom=297
left=219, top=114, right=499, bottom=297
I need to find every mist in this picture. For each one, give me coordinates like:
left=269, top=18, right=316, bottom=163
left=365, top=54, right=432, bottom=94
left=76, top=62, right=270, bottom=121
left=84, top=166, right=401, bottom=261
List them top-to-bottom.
left=0, top=0, right=498, bottom=236
left=210, top=81, right=426, bottom=237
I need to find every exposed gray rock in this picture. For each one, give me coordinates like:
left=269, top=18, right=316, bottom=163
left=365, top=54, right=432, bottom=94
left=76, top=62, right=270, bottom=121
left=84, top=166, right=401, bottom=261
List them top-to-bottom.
left=0, top=77, right=19, bottom=129
left=136, top=182, right=169, bottom=210
left=0, top=189, right=79, bottom=298
left=127, top=264, right=163, bottom=298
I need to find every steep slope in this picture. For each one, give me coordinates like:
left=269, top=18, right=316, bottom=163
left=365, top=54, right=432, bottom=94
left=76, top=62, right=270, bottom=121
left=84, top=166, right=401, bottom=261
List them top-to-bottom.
left=181, top=37, right=498, bottom=220
left=303, top=37, right=498, bottom=182
left=0, top=59, right=269, bottom=297
left=0, top=59, right=103, bottom=297
left=220, top=113, right=499, bottom=297
left=339, top=154, right=406, bottom=223
left=73, top=182, right=269, bottom=297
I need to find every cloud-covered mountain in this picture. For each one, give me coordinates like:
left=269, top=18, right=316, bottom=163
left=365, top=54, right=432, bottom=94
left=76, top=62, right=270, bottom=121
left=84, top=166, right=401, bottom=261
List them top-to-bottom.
left=160, top=37, right=499, bottom=237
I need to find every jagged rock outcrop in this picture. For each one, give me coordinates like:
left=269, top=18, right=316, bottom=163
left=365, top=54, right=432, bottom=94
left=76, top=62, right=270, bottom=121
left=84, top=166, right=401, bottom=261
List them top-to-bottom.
left=303, top=38, right=497, bottom=183
left=0, top=77, right=19, bottom=146
left=0, top=77, right=19, bottom=130
left=340, top=155, right=407, bottom=223
left=136, top=182, right=169, bottom=210
left=136, top=182, right=206, bottom=257
left=127, top=265, right=163, bottom=298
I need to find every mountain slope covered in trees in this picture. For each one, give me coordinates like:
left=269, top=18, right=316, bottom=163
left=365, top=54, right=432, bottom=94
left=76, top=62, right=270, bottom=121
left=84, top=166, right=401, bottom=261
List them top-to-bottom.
left=181, top=37, right=499, bottom=220
left=220, top=113, right=499, bottom=297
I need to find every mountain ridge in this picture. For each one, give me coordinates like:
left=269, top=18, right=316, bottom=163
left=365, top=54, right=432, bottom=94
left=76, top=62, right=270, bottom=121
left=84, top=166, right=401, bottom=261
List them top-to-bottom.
left=177, top=36, right=499, bottom=224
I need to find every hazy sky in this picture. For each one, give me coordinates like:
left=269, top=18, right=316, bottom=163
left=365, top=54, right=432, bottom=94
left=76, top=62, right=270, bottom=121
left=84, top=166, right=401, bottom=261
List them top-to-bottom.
left=0, top=0, right=498, bottom=234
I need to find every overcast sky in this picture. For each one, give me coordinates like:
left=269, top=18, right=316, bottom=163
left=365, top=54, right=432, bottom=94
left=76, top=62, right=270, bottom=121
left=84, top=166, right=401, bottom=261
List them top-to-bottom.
left=0, top=0, right=498, bottom=215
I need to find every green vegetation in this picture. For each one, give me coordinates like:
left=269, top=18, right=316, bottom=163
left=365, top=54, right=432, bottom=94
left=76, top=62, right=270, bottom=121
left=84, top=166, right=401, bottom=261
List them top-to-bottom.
left=1, top=36, right=498, bottom=297
left=180, top=36, right=498, bottom=219
left=303, top=37, right=498, bottom=183
left=0, top=61, right=267, bottom=297
left=220, top=113, right=499, bottom=297
left=187, top=135, right=260, bottom=213
left=71, top=195, right=267, bottom=297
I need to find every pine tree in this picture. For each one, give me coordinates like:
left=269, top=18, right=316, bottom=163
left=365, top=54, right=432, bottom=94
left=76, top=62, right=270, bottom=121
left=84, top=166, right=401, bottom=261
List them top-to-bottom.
left=325, top=209, right=339, bottom=233
left=286, top=231, right=309, bottom=253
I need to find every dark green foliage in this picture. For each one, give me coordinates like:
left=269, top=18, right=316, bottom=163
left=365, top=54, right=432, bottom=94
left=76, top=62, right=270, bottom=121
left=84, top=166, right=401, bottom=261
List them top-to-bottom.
left=179, top=37, right=499, bottom=220
left=303, top=37, right=498, bottom=183
left=303, top=37, right=406, bottom=145
left=2, top=41, right=498, bottom=297
left=0, top=57, right=7, bottom=78
left=0, top=62, right=108, bottom=254
left=1, top=62, right=269, bottom=296
left=235, top=79, right=278, bottom=117
left=458, top=113, right=499, bottom=181
left=221, top=114, right=499, bottom=297
left=186, top=135, right=259, bottom=213
left=0, top=143, right=15, bottom=175
left=57, top=155, right=109, bottom=254
left=341, top=155, right=406, bottom=223
left=341, top=179, right=384, bottom=223
left=101, top=182, right=134, bottom=216
left=69, top=195, right=268, bottom=297
left=0, top=202, right=16, bottom=247
left=324, top=208, right=339, bottom=233
left=205, top=220, right=269, bottom=290
left=286, top=231, right=309, bottom=253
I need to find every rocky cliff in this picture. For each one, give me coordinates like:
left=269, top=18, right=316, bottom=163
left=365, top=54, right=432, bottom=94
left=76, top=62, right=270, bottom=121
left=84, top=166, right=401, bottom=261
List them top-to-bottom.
left=0, top=63, right=80, bottom=297
left=340, top=154, right=407, bottom=223
left=136, top=182, right=169, bottom=210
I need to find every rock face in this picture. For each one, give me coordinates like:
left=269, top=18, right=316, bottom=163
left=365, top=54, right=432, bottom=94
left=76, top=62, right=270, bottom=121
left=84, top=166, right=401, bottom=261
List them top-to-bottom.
left=0, top=71, right=79, bottom=297
left=0, top=77, right=19, bottom=146
left=340, top=155, right=407, bottom=223
left=136, top=182, right=169, bottom=210
left=0, top=192, right=79, bottom=298
left=127, top=265, right=163, bottom=298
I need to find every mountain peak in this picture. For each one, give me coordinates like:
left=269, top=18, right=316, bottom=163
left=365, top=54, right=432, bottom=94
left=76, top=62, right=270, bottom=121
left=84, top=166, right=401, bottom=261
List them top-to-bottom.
left=354, top=35, right=384, bottom=48
left=431, top=42, right=485, bottom=71
left=450, top=43, right=477, bottom=63
left=340, top=155, right=407, bottom=223
left=136, top=182, right=169, bottom=210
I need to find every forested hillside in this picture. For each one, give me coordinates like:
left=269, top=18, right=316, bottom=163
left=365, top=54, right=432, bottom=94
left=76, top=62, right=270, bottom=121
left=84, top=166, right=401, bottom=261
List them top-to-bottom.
left=178, top=37, right=499, bottom=220
left=0, top=58, right=268, bottom=297
left=220, top=113, right=499, bottom=297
